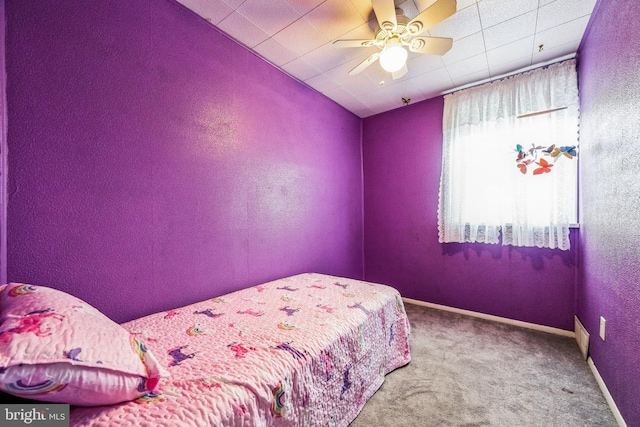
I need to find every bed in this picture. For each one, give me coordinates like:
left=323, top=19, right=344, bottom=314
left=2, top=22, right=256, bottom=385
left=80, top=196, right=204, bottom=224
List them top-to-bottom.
left=0, top=273, right=410, bottom=426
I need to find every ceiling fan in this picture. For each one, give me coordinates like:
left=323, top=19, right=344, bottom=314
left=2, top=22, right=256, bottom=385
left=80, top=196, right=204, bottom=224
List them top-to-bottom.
left=333, top=0, right=457, bottom=79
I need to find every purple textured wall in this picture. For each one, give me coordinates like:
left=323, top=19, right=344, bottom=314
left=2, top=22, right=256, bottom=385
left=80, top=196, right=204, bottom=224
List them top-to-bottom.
left=0, top=0, right=6, bottom=286
left=5, top=0, right=363, bottom=323
left=577, top=0, right=640, bottom=424
left=363, top=97, right=577, bottom=331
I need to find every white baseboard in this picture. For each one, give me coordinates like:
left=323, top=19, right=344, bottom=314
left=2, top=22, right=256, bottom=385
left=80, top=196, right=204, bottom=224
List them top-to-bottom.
left=402, top=297, right=574, bottom=337
left=588, top=357, right=627, bottom=427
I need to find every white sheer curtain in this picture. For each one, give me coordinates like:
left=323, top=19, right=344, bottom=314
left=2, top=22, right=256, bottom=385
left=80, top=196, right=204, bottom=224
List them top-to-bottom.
left=437, top=60, right=579, bottom=250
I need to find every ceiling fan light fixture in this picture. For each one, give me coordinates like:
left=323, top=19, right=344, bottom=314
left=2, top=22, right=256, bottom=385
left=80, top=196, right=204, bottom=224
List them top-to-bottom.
left=334, top=0, right=457, bottom=78
left=379, top=43, right=407, bottom=73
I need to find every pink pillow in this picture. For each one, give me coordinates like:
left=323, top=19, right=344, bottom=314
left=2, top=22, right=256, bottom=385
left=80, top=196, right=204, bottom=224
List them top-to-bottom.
left=0, top=283, right=168, bottom=406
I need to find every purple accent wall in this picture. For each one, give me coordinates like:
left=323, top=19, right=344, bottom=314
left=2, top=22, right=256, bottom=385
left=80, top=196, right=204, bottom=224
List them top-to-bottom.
left=0, top=0, right=6, bottom=286
left=5, top=0, right=363, bottom=323
left=577, top=0, right=640, bottom=424
left=363, top=97, right=577, bottom=331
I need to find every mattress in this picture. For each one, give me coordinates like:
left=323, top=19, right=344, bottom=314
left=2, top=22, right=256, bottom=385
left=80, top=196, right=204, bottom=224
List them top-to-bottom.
left=71, top=273, right=411, bottom=426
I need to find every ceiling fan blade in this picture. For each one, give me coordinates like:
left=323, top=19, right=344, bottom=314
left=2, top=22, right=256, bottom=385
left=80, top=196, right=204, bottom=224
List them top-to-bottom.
left=371, top=0, right=397, bottom=31
left=406, top=0, right=457, bottom=36
left=409, top=37, right=453, bottom=55
left=333, top=39, right=378, bottom=48
left=349, top=52, right=381, bottom=76
left=392, top=63, right=408, bottom=80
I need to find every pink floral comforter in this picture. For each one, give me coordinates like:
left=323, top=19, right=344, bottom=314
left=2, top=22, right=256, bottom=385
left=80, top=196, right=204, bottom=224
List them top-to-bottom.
left=71, top=273, right=411, bottom=426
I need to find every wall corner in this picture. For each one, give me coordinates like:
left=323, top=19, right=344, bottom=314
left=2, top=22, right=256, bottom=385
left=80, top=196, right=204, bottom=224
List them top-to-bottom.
left=0, top=0, right=7, bottom=285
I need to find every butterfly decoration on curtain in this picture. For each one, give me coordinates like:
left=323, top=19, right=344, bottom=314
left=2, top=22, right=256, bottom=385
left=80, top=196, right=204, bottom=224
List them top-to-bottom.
left=515, top=144, right=578, bottom=175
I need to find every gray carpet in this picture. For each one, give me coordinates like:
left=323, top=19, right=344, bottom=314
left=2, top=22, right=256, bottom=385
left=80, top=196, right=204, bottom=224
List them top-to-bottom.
left=350, top=303, right=617, bottom=427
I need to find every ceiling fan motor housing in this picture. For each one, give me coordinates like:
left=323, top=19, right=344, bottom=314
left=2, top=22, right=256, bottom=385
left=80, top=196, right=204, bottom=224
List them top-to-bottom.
left=375, top=14, right=412, bottom=46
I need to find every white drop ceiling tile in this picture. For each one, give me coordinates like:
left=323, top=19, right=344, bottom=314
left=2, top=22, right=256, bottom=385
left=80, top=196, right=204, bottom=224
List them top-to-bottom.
left=176, top=0, right=233, bottom=25
left=222, top=0, right=245, bottom=9
left=236, top=0, right=302, bottom=37
left=286, top=0, right=326, bottom=16
left=306, top=0, right=366, bottom=41
left=348, top=0, right=375, bottom=22
left=396, top=0, right=420, bottom=19
left=456, top=0, right=479, bottom=10
left=477, top=0, right=538, bottom=28
left=536, top=0, right=597, bottom=32
left=539, top=0, right=555, bottom=5
left=428, top=4, right=482, bottom=41
left=483, top=10, right=537, bottom=51
left=217, top=11, right=270, bottom=48
left=534, top=16, right=590, bottom=51
left=273, top=17, right=330, bottom=55
left=334, top=21, right=378, bottom=41
left=441, top=32, right=486, bottom=65
left=486, top=35, right=534, bottom=69
left=253, top=38, right=299, bottom=67
left=531, top=40, right=580, bottom=64
left=301, top=43, right=350, bottom=73
left=336, top=45, right=380, bottom=63
left=352, top=49, right=384, bottom=71
left=336, top=51, right=385, bottom=82
left=446, top=53, right=489, bottom=80
left=407, top=54, right=446, bottom=75
left=488, top=54, right=532, bottom=77
left=282, top=57, right=321, bottom=81
left=323, top=64, right=365, bottom=86
left=361, top=65, right=396, bottom=85
left=413, top=66, right=455, bottom=95
left=451, top=68, right=491, bottom=88
left=346, top=70, right=408, bottom=97
left=305, top=72, right=341, bottom=93
left=379, top=77, right=424, bottom=98
left=341, top=78, right=386, bottom=101
left=372, top=85, right=411, bottom=108
left=323, top=86, right=374, bottom=111
left=420, top=87, right=448, bottom=100
left=406, top=90, right=429, bottom=105
left=411, top=90, right=435, bottom=103
left=363, top=93, right=405, bottom=112
left=359, top=99, right=396, bottom=115
left=353, top=106, right=377, bottom=118
left=353, top=107, right=377, bottom=118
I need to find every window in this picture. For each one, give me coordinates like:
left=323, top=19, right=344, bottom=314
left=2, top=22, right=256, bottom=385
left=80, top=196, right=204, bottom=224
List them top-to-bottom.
left=437, top=60, right=579, bottom=250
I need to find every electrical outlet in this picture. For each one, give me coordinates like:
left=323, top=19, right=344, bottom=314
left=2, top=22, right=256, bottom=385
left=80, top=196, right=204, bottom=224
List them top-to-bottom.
left=599, top=316, right=606, bottom=341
